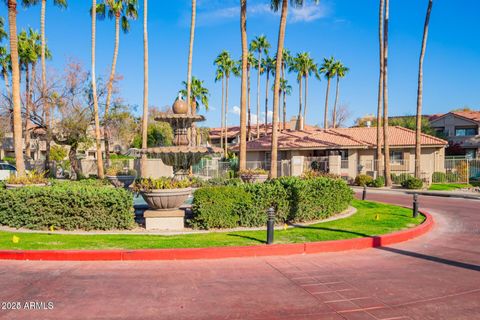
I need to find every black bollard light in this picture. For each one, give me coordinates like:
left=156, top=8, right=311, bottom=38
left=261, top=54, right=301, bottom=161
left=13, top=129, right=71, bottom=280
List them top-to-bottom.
left=362, top=185, right=367, bottom=200
left=413, top=193, right=419, bottom=218
left=267, top=207, right=275, bottom=245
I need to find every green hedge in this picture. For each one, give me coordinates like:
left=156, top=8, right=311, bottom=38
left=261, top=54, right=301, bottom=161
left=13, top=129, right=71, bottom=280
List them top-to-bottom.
left=191, top=177, right=353, bottom=229
left=401, top=177, right=423, bottom=190
left=0, top=184, right=134, bottom=231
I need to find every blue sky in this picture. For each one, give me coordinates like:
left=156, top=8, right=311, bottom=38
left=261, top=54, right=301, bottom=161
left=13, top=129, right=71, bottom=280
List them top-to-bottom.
left=2, top=0, right=480, bottom=128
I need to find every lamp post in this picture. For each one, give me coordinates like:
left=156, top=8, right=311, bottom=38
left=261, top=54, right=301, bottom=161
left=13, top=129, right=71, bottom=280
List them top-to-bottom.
left=362, top=185, right=367, bottom=200
left=413, top=193, right=419, bottom=218
left=267, top=207, right=275, bottom=245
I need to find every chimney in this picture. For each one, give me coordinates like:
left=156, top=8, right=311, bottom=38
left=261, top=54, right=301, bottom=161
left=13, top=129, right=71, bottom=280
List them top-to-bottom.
left=290, top=116, right=305, bottom=131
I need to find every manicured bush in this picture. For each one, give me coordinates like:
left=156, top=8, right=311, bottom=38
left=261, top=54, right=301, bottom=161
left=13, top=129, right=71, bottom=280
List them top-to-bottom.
left=432, top=172, right=446, bottom=183
left=446, top=172, right=460, bottom=182
left=392, top=173, right=412, bottom=184
left=355, top=174, right=373, bottom=187
left=369, top=176, right=385, bottom=188
left=191, top=177, right=353, bottom=229
left=401, top=177, right=424, bottom=190
left=0, top=183, right=134, bottom=231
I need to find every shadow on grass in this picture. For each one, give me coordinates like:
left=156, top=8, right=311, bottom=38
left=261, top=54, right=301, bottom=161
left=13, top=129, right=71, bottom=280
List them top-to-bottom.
left=289, top=224, right=372, bottom=238
left=227, top=233, right=266, bottom=244
left=377, top=247, right=480, bottom=272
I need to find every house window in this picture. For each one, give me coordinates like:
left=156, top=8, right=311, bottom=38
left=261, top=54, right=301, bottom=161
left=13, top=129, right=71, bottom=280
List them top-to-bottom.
left=434, top=127, right=448, bottom=137
left=455, top=127, right=478, bottom=137
left=465, top=149, right=477, bottom=160
left=339, top=150, right=349, bottom=169
left=390, top=151, right=404, bottom=164
left=264, top=152, right=271, bottom=164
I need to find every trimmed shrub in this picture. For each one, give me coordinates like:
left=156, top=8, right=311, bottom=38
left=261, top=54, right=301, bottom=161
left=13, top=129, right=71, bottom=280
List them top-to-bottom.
left=432, top=172, right=446, bottom=183
left=392, top=173, right=412, bottom=184
left=355, top=174, right=373, bottom=187
left=369, top=176, right=385, bottom=188
left=191, top=177, right=353, bottom=229
left=401, top=177, right=423, bottom=190
left=0, top=184, right=134, bottom=230
left=190, top=186, right=252, bottom=229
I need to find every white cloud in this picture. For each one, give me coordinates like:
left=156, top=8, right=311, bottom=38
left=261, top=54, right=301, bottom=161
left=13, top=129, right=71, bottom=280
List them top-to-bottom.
left=290, top=3, right=329, bottom=23
left=231, top=105, right=240, bottom=115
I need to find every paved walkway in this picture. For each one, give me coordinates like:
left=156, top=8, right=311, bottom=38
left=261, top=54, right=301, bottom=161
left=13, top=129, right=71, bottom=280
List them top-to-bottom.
left=0, top=193, right=479, bottom=319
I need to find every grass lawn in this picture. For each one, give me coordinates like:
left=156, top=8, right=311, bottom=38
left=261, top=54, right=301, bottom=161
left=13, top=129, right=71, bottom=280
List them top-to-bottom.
left=428, top=183, right=471, bottom=191
left=0, top=200, right=424, bottom=250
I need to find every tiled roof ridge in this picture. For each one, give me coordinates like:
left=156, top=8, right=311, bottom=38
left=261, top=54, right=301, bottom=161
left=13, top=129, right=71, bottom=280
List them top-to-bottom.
left=392, top=125, right=448, bottom=144
left=327, top=128, right=375, bottom=147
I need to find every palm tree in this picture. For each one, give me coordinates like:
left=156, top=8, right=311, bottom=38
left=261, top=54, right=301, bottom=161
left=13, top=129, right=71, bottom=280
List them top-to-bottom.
left=3, top=0, right=26, bottom=175
left=21, top=0, right=67, bottom=173
left=91, top=0, right=104, bottom=178
left=96, top=0, right=138, bottom=166
left=140, top=0, right=148, bottom=177
left=186, top=0, right=196, bottom=115
left=239, top=0, right=248, bottom=171
left=376, top=0, right=385, bottom=177
left=383, top=0, right=391, bottom=186
left=415, top=0, right=433, bottom=179
left=0, top=18, right=11, bottom=97
left=250, top=35, right=270, bottom=139
left=214, top=51, right=237, bottom=155
left=214, top=51, right=227, bottom=151
left=246, top=52, right=256, bottom=140
left=300, top=53, right=318, bottom=124
left=262, top=55, right=276, bottom=134
left=289, top=55, right=303, bottom=128
left=320, top=56, right=336, bottom=130
left=332, top=61, right=349, bottom=128
left=180, top=76, right=209, bottom=146
left=279, top=78, right=291, bottom=131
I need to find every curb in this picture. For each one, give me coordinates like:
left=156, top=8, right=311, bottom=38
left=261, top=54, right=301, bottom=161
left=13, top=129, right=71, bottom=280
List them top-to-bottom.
left=352, top=186, right=480, bottom=201
left=0, top=211, right=434, bottom=261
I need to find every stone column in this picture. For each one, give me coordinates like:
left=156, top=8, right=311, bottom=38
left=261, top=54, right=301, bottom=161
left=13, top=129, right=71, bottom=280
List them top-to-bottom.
left=328, top=154, right=341, bottom=176
left=291, top=156, right=304, bottom=176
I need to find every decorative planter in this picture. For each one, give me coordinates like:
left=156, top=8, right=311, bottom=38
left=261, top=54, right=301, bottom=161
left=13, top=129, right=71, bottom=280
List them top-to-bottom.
left=240, top=174, right=269, bottom=183
left=106, top=175, right=136, bottom=189
left=5, top=183, right=48, bottom=190
left=141, top=188, right=192, bottom=210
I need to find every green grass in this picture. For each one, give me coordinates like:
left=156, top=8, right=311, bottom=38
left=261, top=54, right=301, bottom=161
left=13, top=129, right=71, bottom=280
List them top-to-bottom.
left=428, top=183, right=471, bottom=191
left=0, top=200, right=424, bottom=250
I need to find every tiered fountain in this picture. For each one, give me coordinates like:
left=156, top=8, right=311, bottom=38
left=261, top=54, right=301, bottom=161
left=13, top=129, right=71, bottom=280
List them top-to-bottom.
left=141, top=97, right=222, bottom=230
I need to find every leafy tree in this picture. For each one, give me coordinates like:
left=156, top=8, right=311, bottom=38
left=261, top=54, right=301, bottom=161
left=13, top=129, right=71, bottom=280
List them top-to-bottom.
left=250, top=35, right=270, bottom=139
left=319, top=56, right=336, bottom=129
left=332, top=61, right=349, bottom=128
left=179, top=76, right=209, bottom=146
left=131, top=122, right=173, bottom=148
left=49, top=145, right=67, bottom=161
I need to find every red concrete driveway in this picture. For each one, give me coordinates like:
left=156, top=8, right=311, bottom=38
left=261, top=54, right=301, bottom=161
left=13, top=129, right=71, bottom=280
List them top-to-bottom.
left=0, top=193, right=479, bottom=319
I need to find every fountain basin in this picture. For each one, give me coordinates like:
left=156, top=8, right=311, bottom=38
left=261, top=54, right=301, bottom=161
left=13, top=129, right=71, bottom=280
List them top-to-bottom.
left=141, top=188, right=192, bottom=210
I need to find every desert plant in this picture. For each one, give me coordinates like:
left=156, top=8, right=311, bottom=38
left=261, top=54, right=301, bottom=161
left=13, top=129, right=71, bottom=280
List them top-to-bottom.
left=6, top=171, right=48, bottom=185
left=432, top=172, right=446, bottom=183
left=355, top=174, right=373, bottom=187
left=369, top=176, right=385, bottom=188
left=132, top=177, right=196, bottom=192
left=401, top=177, right=423, bottom=189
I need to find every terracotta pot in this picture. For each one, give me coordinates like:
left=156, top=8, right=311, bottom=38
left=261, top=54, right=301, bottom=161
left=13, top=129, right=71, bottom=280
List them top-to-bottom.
left=172, top=99, right=188, bottom=114
left=240, top=174, right=269, bottom=183
left=106, top=175, right=136, bottom=189
left=5, top=183, right=48, bottom=190
left=141, top=188, right=192, bottom=210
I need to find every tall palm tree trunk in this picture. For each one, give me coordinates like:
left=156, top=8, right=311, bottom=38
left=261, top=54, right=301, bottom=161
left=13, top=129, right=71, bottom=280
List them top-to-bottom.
left=7, top=0, right=25, bottom=175
left=41, top=0, right=51, bottom=172
left=91, top=0, right=105, bottom=179
left=140, top=0, right=149, bottom=177
left=186, top=0, right=196, bottom=114
left=239, top=0, right=248, bottom=171
left=270, top=0, right=288, bottom=179
left=376, top=0, right=385, bottom=176
left=383, top=0, right=391, bottom=186
left=415, top=0, right=433, bottom=179
left=104, top=14, right=121, bottom=167
left=256, top=50, right=261, bottom=139
left=281, top=62, right=286, bottom=131
left=24, top=64, right=31, bottom=159
left=247, top=65, right=251, bottom=140
left=264, top=71, right=269, bottom=135
left=303, top=74, right=308, bottom=124
left=224, top=75, right=229, bottom=155
left=332, top=75, right=340, bottom=128
left=220, top=76, right=224, bottom=150
left=297, top=77, right=302, bottom=129
left=323, top=78, right=331, bottom=129
left=282, top=87, right=286, bottom=131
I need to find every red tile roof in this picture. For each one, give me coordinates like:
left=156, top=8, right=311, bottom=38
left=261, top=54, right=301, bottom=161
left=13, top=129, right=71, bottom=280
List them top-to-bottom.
left=429, top=110, right=480, bottom=123
left=209, top=123, right=317, bottom=139
left=236, top=126, right=447, bottom=151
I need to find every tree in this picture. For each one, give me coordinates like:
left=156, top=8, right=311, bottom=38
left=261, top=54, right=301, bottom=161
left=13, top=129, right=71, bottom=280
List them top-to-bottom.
left=3, top=0, right=26, bottom=175
left=21, top=0, right=67, bottom=173
left=91, top=0, right=105, bottom=178
left=96, top=0, right=138, bottom=166
left=140, top=0, right=148, bottom=177
left=186, top=0, right=196, bottom=114
left=239, top=0, right=248, bottom=171
left=376, top=0, right=385, bottom=178
left=383, top=0, right=391, bottom=186
left=415, top=0, right=433, bottom=179
left=0, top=17, right=11, bottom=98
left=250, top=35, right=270, bottom=139
left=280, top=48, right=291, bottom=130
left=214, top=51, right=237, bottom=155
left=246, top=52, right=256, bottom=140
left=299, top=52, right=318, bottom=124
left=213, top=54, right=225, bottom=151
left=289, top=54, right=303, bottom=128
left=262, top=55, right=275, bottom=134
left=320, top=56, right=336, bottom=129
left=332, top=61, right=349, bottom=128
left=179, top=76, right=209, bottom=145
left=279, top=78, right=291, bottom=131
left=330, top=103, right=350, bottom=128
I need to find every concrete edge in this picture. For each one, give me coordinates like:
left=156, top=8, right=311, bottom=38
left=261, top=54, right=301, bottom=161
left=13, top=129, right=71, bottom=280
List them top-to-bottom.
left=352, top=186, right=480, bottom=200
left=0, top=211, right=434, bottom=261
